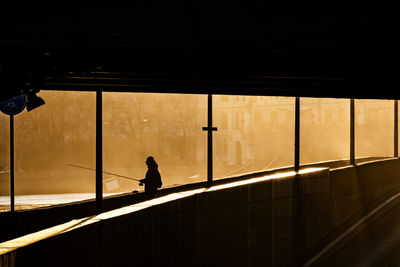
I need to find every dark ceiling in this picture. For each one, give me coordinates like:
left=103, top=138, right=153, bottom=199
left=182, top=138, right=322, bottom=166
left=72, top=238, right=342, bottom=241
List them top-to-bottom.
left=1, top=2, right=400, bottom=100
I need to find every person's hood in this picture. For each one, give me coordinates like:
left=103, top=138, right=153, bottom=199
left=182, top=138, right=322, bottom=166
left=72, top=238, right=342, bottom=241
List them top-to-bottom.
left=148, top=161, right=158, bottom=169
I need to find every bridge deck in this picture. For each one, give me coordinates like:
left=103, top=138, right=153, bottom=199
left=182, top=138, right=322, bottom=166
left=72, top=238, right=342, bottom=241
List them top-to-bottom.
left=309, top=190, right=400, bottom=266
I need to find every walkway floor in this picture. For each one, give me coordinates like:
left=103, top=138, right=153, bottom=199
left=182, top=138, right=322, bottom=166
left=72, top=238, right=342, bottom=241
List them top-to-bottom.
left=316, top=197, right=400, bottom=267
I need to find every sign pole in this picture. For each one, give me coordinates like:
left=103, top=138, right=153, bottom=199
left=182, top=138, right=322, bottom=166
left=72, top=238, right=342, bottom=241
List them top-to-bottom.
left=0, top=94, right=30, bottom=213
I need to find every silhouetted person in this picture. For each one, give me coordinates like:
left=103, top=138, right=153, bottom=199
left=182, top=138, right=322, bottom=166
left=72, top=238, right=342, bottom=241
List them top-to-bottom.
left=139, top=156, right=162, bottom=199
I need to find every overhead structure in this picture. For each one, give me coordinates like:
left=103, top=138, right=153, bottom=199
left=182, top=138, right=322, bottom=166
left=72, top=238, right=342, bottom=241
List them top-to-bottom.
left=1, top=2, right=400, bottom=214
left=1, top=3, right=400, bottom=100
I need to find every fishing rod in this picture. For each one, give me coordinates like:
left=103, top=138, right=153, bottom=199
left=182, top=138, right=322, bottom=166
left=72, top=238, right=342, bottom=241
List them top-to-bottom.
left=67, top=164, right=141, bottom=182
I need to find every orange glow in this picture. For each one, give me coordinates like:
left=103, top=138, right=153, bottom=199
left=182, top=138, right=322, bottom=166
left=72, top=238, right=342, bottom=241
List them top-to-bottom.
left=0, top=91, right=395, bottom=210
left=207, top=167, right=325, bottom=192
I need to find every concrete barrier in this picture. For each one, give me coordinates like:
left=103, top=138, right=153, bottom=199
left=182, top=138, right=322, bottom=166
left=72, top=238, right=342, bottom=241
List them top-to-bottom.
left=1, top=158, right=400, bottom=266
left=0, top=169, right=329, bottom=266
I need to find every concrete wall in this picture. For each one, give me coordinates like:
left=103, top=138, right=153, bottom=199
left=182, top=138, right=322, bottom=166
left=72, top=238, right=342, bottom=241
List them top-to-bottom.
left=1, top=158, right=400, bottom=267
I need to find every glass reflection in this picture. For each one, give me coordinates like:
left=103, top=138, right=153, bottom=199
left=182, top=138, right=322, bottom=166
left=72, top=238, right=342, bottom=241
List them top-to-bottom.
left=11, top=91, right=96, bottom=210
left=103, top=93, right=207, bottom=193
left=214, top=95, right=295, bottom=179
left=300, top=98, right=350, bottom=164
left=355, top=99, right=394, bottom=160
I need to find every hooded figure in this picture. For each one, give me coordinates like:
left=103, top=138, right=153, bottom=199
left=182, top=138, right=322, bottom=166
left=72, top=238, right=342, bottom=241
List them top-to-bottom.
left=140, top=156, right=162, bottom=199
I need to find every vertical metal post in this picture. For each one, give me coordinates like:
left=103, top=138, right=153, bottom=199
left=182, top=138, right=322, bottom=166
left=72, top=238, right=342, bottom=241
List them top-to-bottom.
left=96, top=90, right=103, bottom=214
left=202, top=94, right=217, bottom=187
left=207, top=94, right=213, bottom=186
left=294, top=97, right=300, bottom=172
left=350, top=99, right=355, bottom=165
left=395, top=100, right=398, bottom=157
left=10, top=115, right=14, bottom=213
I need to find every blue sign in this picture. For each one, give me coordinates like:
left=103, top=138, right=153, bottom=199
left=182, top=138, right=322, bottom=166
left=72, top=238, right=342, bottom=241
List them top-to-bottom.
left=0, top=94, right=27, bottom=115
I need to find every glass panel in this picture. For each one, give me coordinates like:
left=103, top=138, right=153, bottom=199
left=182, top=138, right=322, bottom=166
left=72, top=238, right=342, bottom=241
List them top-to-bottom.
left=13, top=91, right=96, bottom=210
left=103, top=93, right=206, bottom=193
left=214, top=95, right=295, bottom=179
left=300, top=98, right=350, bottom=165
left=355, top=99, right=394, bottom=161
left=0, top=113, right=10, bottom=212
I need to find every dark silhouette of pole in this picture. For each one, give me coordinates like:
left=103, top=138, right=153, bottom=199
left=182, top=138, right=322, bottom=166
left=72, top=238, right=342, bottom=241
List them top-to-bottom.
left=96, top=90, right=103, bottom=214
left=203, top=94, right=217, bottom=186
left=207, top=94, right=212, bottom=186
left=294, top=97, right=300, bottom=172
left=294, top=97, right=301, bottom=252
left=350, top=99, right=355, bottom=165
left=395, top=100, right=398, bottom=157
left=10, top=115, right=14, bottom=213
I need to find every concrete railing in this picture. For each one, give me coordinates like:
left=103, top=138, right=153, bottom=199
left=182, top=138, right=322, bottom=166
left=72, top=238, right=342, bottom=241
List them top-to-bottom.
left=1, top=158, right=400, bottom=266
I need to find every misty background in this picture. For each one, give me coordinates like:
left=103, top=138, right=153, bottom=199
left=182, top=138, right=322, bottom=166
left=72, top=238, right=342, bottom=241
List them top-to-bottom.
left=0, top=91, right=397, bottom=206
